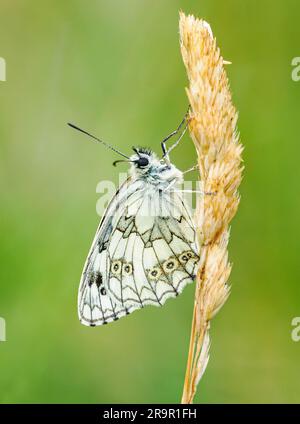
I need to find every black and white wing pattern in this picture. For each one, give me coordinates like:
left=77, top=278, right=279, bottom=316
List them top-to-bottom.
left=78, top=177, right=145, bottom=326
left=78, top=179, right=200, bottom=326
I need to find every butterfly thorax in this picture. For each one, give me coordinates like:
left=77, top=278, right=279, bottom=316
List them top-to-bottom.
left=129, top=149, right=183, bottom=189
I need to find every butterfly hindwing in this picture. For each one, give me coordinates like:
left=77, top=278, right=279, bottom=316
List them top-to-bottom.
left=106, top=187, right=199, bottom=310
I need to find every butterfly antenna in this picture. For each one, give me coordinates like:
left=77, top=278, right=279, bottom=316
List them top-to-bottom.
left=68, top=123, right=130, bottom=160
left=112, top=159, right=133, bottom=167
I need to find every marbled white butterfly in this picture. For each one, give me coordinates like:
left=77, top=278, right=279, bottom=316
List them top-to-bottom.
left=68, top=111, right=200, bottom=326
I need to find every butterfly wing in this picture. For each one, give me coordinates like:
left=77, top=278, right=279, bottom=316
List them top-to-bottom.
left=78, top=177, right=147, bottom=326
left=78, top=177, right=200, bottom=327
left=107, top=186, right=200, bottom=310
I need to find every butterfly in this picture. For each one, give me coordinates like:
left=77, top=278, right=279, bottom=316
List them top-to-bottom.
left=68, top=111, right=200, bottom=326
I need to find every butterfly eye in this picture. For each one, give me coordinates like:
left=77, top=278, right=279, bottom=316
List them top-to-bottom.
left=136, top=157, right=149, bottom=168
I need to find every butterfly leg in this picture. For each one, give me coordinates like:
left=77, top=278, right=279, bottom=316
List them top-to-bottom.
left=161, top=106, right=190, bottom=161
left=182, top=164, right=199, bottom=175
left=163, top=179, right=178, bottom=192
left=173, top=189, right=217, bottom=196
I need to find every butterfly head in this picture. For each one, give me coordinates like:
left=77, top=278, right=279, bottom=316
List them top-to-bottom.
left=130, top=147, right=182, bottom=183
left=130, top=147, right=154, bottom=170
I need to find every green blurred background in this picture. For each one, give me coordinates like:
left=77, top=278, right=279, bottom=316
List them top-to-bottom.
left=1, top=0, right=300, bottom=404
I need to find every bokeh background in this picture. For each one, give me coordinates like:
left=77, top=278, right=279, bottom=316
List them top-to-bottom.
left=1, top=0, right=300, bottom=403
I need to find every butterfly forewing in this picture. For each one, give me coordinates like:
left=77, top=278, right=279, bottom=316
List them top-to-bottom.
left=78, top=178, right=145, bottom=325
